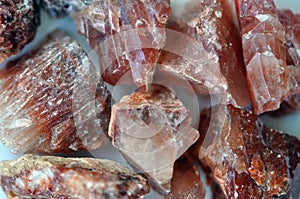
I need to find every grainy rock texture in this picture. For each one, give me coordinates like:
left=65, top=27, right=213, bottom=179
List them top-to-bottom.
left=0, top=0, right=40, bottom=63
left=192, top=105, right=300, bottom=198
left=0, top=154, right=150, bottom=198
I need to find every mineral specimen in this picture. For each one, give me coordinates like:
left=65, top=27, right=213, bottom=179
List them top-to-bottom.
left=0, top=0, right=40, bottom=63
left=40, top=0, right=93, bottom=18
left=72, top=0, right=172, bottom=87
left=158, top=0, right=250, bottom=108
left=235, top=0, right=288, bottom=114
left=278, top=9, right=300, bottom=67
left=269, top=10, right=300, bottom=116
left=0, top=31, right=111, bottom=154
left=108, top=84, right=199, bottom=193
left=191, top=105, right=300, bottom=198
left=0, top=154, right=150, bottom=198
left=165, top=154, right=205, bottom=199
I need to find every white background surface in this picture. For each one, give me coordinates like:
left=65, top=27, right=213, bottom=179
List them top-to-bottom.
left=0, top=0, right=300, bottom=199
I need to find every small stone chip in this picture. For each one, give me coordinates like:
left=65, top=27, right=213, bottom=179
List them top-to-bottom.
left=0, top=0, right=40, bottom=63
left=0, top=154, right=150, bottom=199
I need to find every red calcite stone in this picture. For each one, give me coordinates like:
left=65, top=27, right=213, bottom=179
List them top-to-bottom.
left=0, top=0, right=40, bottom=63
left=72, top=0, right=172, bottom=87
left=158, top=0, right=250, bottom=108
left=235, top=0, right=289, bottom=114
left=278, top=9, right=300, bottom=67
left=270, top=10, right=300, bottom=116
left=0, top=31, right=111, bottom=154
left=108, top=84, right=199, bottom=194
left=191, top=105, right=300, bottom=198
left=0, top=154, right=150, bottom=198
left=165, top=154, right=206, bottom=199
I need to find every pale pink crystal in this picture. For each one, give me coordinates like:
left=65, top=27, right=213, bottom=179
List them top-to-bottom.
left=72, top=0, right=172, bottom=88
left=158, top=0, right=250, bottom=108
left=235, top=0, right=288, bottom=114
left=108, top=84, right=199, bottom=193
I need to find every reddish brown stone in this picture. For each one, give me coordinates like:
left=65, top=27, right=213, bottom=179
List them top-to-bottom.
left=0, top=0, right=40, bottom=63
left=72, top=0, right=172, bottom=87
left=158, top=0, right=250, bottom=108
left=235, top=0, right=289, bottom=114
left=278, top=9, right=300, bottom=67
left=269, top=10, right=300, bottom=116
left=0, top=31, right=111, bottom=154
left=108, top=84, right=199, bottom=193
left=192, top=105, right=300, bottom=198
left=0, top=154, right=150, bottom=198
left=165, top=154, right=205, bottom=199
left=211, top=182, right=226, bottom=199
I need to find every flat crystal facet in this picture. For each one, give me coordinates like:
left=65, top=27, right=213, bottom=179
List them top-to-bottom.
left=0, top=0, right=40, bottom=63
left=40, top=0, right=93, bottom=18
left=72, top=0, right=172, bottom=87
left=158, top=0, right=250, bottom=108
left=235, top=0, right=289, bottom=114
left=0, top=31, right=111, bottom=154
left=108, top=84, right=199, bottom=193
left=192, top=105, right=300, bottom=198
left=0, top=154, right=150, bottom=198
left=165, top=154, right=205, bottom=199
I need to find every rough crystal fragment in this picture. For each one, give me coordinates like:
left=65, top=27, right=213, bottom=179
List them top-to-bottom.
left=0, top=0, right=40, bottom=63
left=40, top=0, right=93, bottom=18
left=72, top=0, right=172, bottom=87
left=158, top=0, right=250, bottom=108
left=235, top=0, right=288, bottom=114
left=278, top=9, right=300, bottom=67
left=269, top=10, right=300, bottom=116
left=0, top=31, right=111, bottom=154
left=108, top=84, right=199, bottom=193
left=191, top=105, right=300, bottom=198
left=0, top=154, right=150, bottom=198
left=164, top=154, right=205, bottom=199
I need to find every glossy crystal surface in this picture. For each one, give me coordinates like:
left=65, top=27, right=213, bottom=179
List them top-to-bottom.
left=72, top=0, right=172, bottom=87
left=158, top=0, right=250, bottom=108
left=236, top=0, right=288, bottom=114
left=0, top=31, right=111, bottom=154
left=108, top=84, right=199, bottom=193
